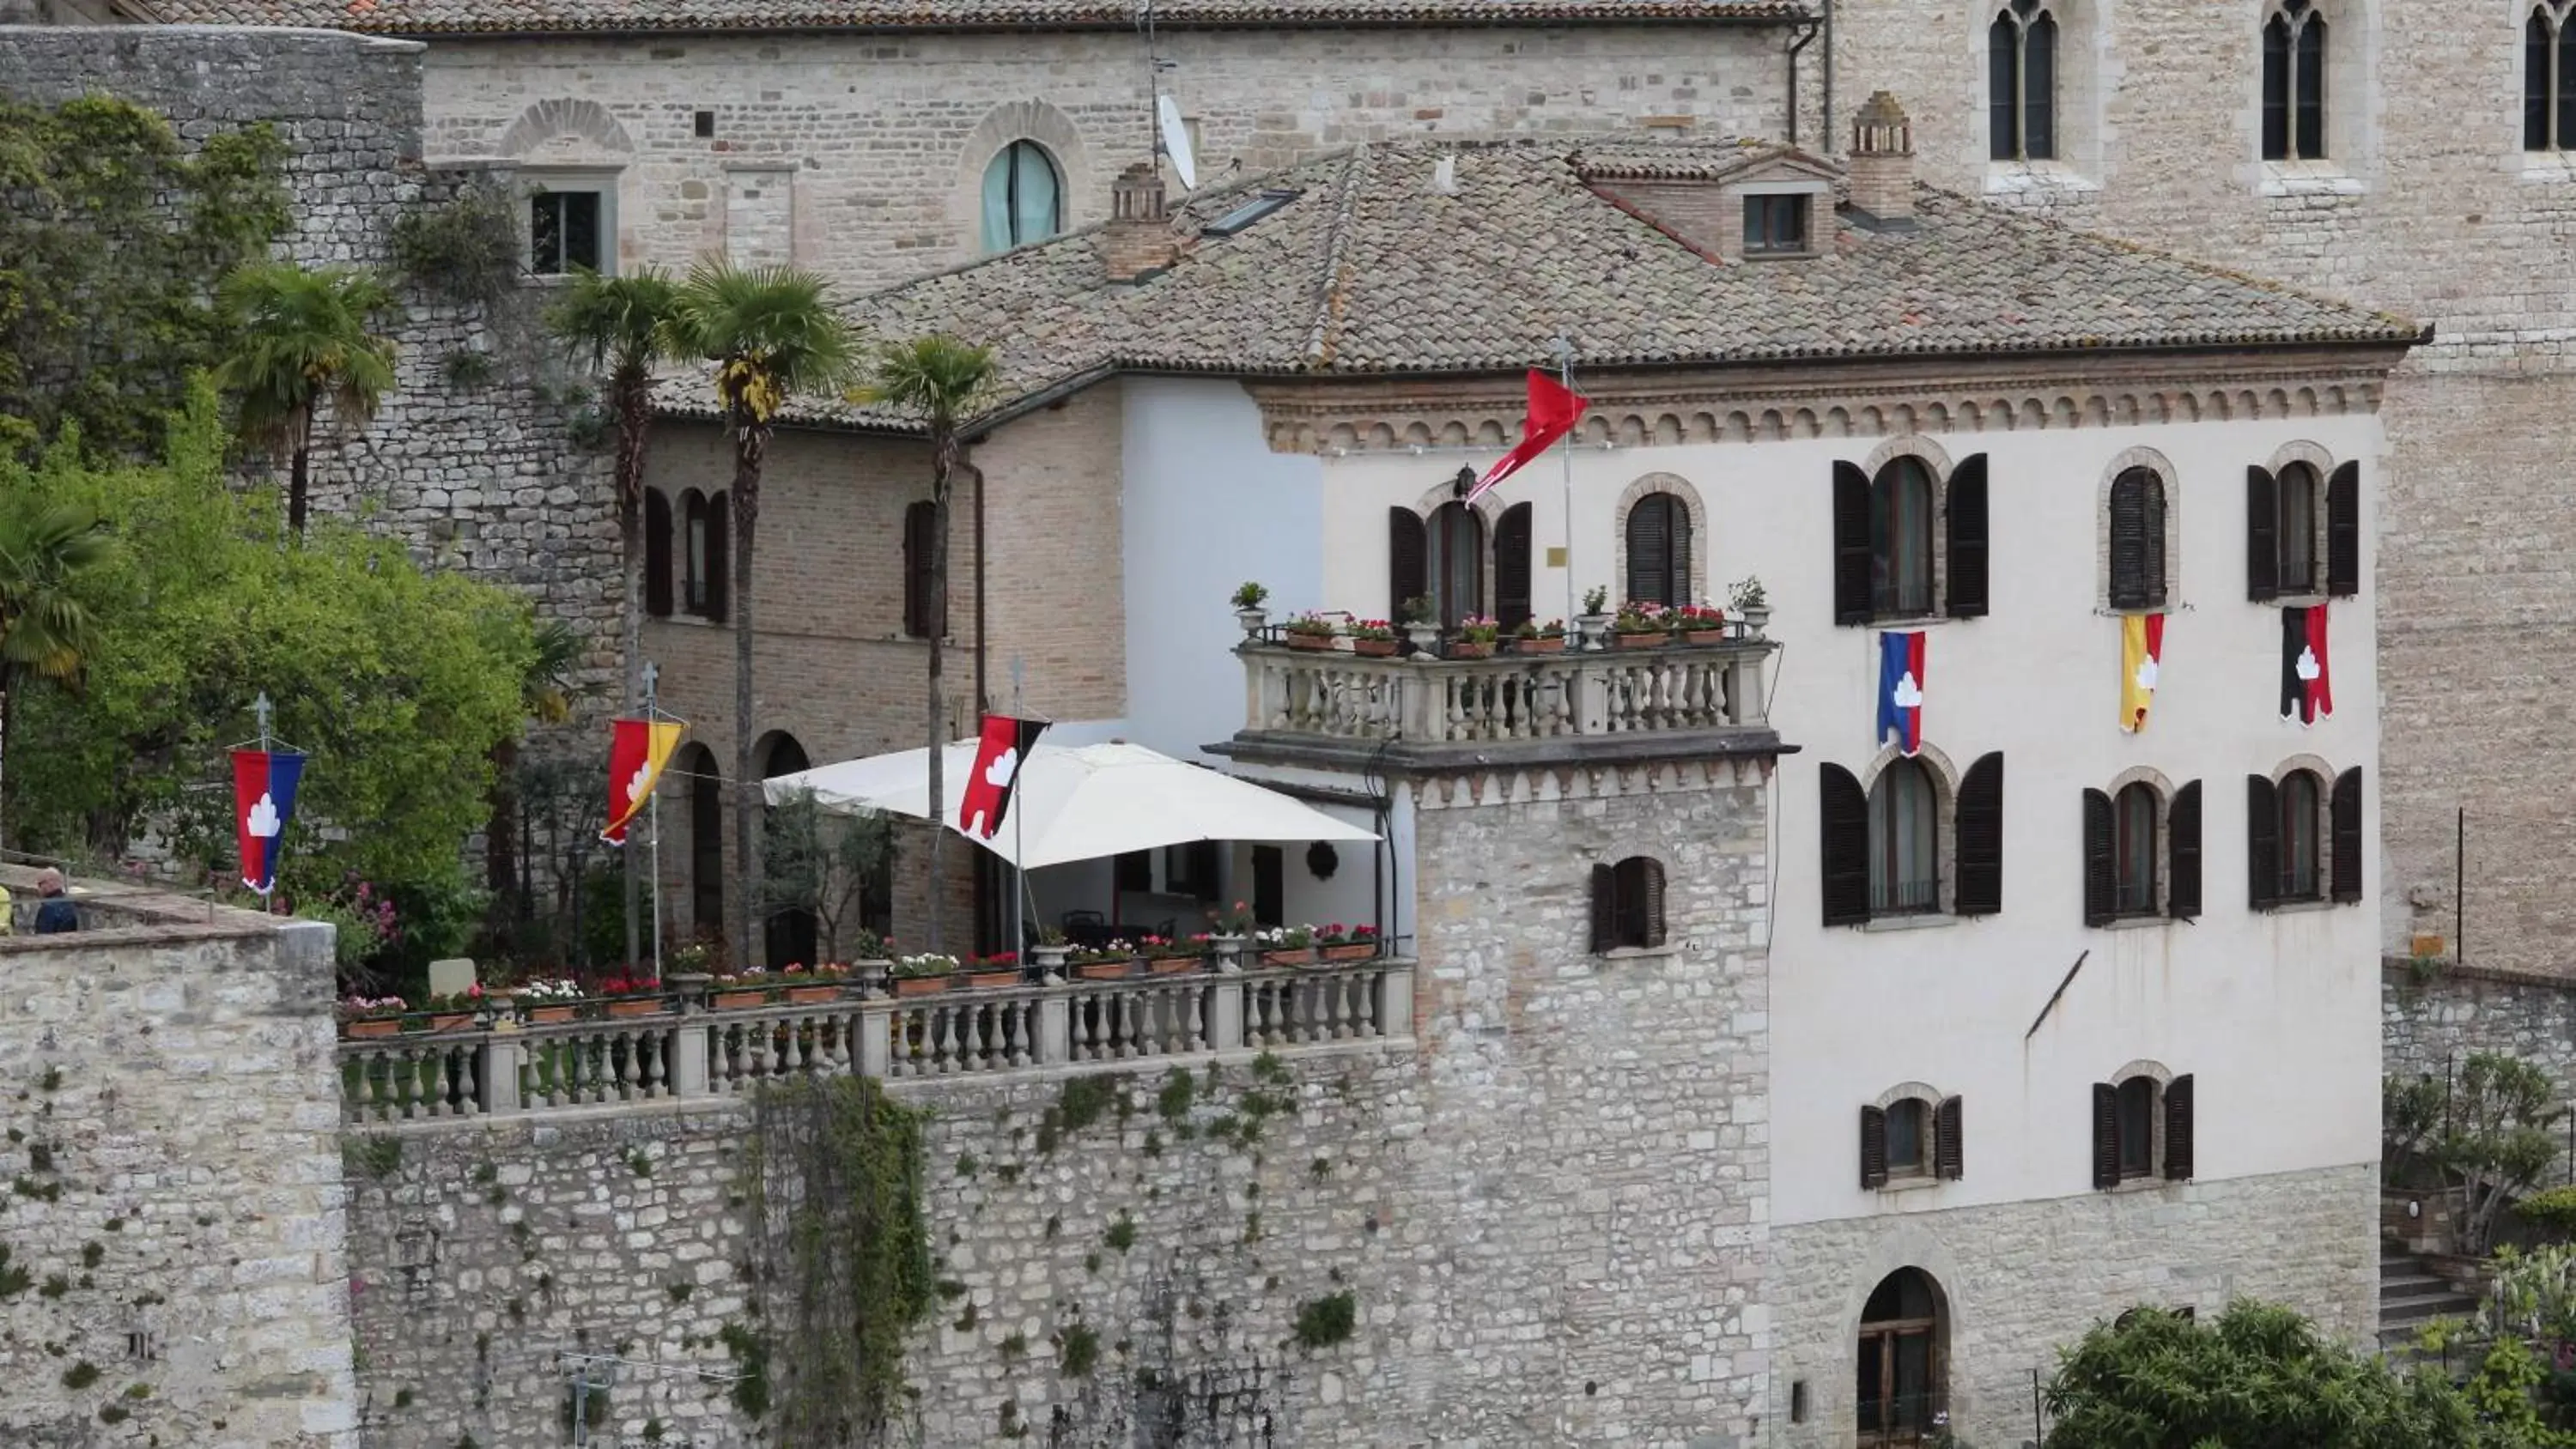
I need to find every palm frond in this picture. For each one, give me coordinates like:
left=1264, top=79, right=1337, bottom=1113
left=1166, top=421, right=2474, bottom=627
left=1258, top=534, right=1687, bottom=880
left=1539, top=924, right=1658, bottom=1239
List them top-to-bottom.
left=665, top=259, right=860, bottom=423
left=212, top=261, right=400, bottom=446
left=546, top=265, right=681, bottom=383
left=852, top=334, right=1004, bottom=431
left=0, top=504, right=112, bottom=682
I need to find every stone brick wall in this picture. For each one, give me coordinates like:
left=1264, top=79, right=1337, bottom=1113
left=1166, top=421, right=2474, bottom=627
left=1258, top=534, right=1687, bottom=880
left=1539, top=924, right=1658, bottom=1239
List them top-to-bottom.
left=1823, top=1, right=2576, bottom=975
left=417, top=27, right=1793, bottom=289
left=0, top=872, right=355, bottom=1449
left=2386, top=964, right=2576, bottom=1149
left=1768, top=1163, right=2380, bottom=1449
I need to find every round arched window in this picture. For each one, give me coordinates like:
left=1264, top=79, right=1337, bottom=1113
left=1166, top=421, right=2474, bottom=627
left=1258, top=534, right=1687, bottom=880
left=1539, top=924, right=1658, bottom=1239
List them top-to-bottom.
left=981, top=141, right=1063, bottom=252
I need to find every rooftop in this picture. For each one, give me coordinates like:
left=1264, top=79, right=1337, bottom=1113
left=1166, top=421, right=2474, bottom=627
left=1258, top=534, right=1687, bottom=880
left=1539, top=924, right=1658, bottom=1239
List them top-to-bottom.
left=139, top=0, right=1807, bottom=35
left=691, top=136, right=2422, bottom=434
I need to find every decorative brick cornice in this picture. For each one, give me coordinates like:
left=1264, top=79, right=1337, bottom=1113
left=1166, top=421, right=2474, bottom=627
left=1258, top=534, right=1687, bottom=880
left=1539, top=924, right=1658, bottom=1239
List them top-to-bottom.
left=1409, top=753, right=1772, bottom=810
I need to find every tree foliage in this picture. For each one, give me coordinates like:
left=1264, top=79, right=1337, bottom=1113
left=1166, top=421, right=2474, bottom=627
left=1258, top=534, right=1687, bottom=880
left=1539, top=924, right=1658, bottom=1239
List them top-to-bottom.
left=0, top=95, right=289, bottom=458
left=212, top=260, right=398, bottom=535
left=1, top=382, right=536, bottom=896
left=762, top=788, right=895, bottom=964
left=2441, top=1052, right=2567, bottom=1255
left=2043, top=1300, right=2485, bottom=1449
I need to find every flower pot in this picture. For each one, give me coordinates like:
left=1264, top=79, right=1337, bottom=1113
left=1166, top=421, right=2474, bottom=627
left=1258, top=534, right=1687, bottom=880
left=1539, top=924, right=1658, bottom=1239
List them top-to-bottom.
left=1737, top=605, right=1771, bottom=636
left=1236, top=606, right=1269, bottom=637
left=1574, top=614, right=1613, bottom=652
left=1404, top=623, right=1442, bottom=656
left=1684, top=628, right=1730, bottom=646
left=1285, top=633, right=1334, bottom=652
left=1616, top=633, right=1668, bottom=649
left=1516, top=636, right=1566, bottom=654
left=1350, top=639, right=1399, bottom=658
left=1449, top=642, right=1495, bottom=659
left=1319, top=942, right=1376, bottom=962
left=1031, top=945, right=1071, bottom=975
left=1260, top=947, right=1318, bottom=967
left=1147, top=954, right=1205, bottom=975
left=1074, top=959, right=1136, bottom=980
left=962, top=970, right=1023, bottom=991
left=893, top=975, right=951, bottom=997
left=785, top=985, right=843, bottom=1004
left=712, top=990, right=770, bottom=1010
left=606, top=998, right=670, bottom=1019
left=525, top=1005, right=577, bottom=1025
left=428, top=1012, right=477, bottom=1033
left=344, top=1018, right=401, bottom=1039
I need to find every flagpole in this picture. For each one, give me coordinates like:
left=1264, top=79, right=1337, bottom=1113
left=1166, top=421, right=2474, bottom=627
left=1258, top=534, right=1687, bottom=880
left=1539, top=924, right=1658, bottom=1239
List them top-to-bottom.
left=1551, top=336, right=1577, bottom=630
left=1010, top=658, right=1027, bottom=963
left=644, top=662, right=664, bottom=985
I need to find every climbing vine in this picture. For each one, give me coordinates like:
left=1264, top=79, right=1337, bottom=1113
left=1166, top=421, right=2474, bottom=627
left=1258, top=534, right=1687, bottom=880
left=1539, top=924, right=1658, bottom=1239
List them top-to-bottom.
left=0, top=95, right=289, bottom=458
left=390, top=184, right=523, bottom=306
left=743, top=1076, right=935, bottom=1446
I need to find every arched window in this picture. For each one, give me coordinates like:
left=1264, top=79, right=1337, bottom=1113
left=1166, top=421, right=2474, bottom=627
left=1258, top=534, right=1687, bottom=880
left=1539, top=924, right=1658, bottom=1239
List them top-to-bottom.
left=1988, top=0, right=2058, bottom=161
left=2262, top=0, right=2328, bottom=161
left=2528, top=5, right=2576, bottom=151
left=981, top=141, right=1063, bottom=253
left=1871, top=458, right=1935, bottom=618
left=2275, top=463, right=2318, bottom=595
left=2106, top=468, right=2166, bottom=609
left=644, top=487, right=674, bottom=618
left=1624, top=491, right=1693, bottom=608
left=1425, top=501, right=1485, bottom=629
left=761, top=732, right=817, bottom=970
left=682, top=743, right=724, bottom=935
left=1868, top=759, right=1938, bottom=916
left=2249, top=764, right=2359, bottom=908
left=2279, top=768, right=2323, bottom=900
left=2085, top=779, right=2202, bottom=925
left=2113, top=782, right=2159, bottom=915
left=1589, top=855, right=1667, bottom=951
left=2093, top=1069, right=2195, bottom=1185
left=2115, top=1075, right=2159, bottom=1177
left=1862, top=1091, right=1963, bottom=1187
left=1885, top=1098, right=1929, bottom=1177
left=1857, top=1269, right=1945, bottom=1445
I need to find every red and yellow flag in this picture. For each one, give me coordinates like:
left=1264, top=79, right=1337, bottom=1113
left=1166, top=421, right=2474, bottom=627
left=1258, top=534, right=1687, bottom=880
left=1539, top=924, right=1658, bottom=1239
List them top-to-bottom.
left=2120, top=614, right=2165, bottom=733
left=602, top=718, right=686, bottom=845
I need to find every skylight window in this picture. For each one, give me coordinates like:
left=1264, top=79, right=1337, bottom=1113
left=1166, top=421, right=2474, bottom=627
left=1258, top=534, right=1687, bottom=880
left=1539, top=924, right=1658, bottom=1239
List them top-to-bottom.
left=1202, top=190, right=1300, bottom=238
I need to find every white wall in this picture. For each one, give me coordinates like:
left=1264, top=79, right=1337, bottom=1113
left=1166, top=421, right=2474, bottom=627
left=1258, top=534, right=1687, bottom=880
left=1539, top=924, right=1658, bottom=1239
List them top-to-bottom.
left=1120, top=379, right=1326, bottom=761
left=1315, top=413, right=2387, bottom=1223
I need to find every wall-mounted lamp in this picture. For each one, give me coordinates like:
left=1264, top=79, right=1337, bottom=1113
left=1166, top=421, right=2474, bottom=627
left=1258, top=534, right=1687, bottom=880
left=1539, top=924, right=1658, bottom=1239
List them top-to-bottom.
left=1449, top=464, right=1478, bottom=499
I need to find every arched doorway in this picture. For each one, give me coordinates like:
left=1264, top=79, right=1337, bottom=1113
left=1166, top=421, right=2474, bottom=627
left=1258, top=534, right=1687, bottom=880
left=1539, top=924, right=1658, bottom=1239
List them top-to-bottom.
left=759, top=731, right=818, bottom=969
left=680, top=743, right=723, bottom=943
left=1858, top=1267, right=1946, bottom=1446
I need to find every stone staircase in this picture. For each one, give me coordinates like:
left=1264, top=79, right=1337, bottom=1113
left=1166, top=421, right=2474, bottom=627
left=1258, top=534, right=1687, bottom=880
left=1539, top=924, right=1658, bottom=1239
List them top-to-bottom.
left=2379, top=1239, right=2482, bottom=1360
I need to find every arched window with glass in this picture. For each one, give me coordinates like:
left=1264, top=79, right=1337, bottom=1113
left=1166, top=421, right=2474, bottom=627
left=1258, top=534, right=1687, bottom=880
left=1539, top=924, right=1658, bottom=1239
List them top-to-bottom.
left=1989, top=0, right=2058, bottom=162
left=2262, top=0, right=2329, bottom=161
left=2530, top=4, right=2576, bottom=151
left=981, top=141, right=1064, bottom=253
left=1871, top=458, right=1935, bottom=618
left=2106, top=467, right=2167, bottom=609
left=1624, top=491, right=1693, bottom=608
left=1425, top=501, right=1485, bottom=629
left=1868, top=758, right=1939, bottom=917
left=1857, top=1269, right=1947, bottom=1446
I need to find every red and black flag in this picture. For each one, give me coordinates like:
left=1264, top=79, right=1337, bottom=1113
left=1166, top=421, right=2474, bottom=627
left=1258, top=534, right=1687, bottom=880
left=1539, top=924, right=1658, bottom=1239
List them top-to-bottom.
left=2280, top=605, right=2334, bottom=726
left=958, top=714, right=1048, bottom=839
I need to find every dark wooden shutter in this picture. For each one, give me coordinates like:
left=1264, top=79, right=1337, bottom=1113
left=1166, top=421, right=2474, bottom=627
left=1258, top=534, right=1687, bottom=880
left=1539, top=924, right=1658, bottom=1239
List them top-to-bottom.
left=1946, top=455, right=1990, bottom=619
left=1833, top=462, right=1873, bottom=624
left=2326, top=462, right=2360, bottom=597
left=2246, top=466, right=2280, bottom=601
left=2107, top=473, right=2148, bottom=610
left=2143, top=475, right=2167, bottom=607
left=644, top=488, right=674, bottom=617
left=707, top=493, right=732, bottom=624
left=1626, top=495, right=1669, bottom=607
left=1671, top=498, right=1692, bottom=607
left=902, top=500, right=934, bottom=637
left=1494, top=503, right=1534, bottom=629
left=1388, top=507, right=1426, bottom=622
left=1955, top=751, right=2005, bottom=917
left=1820, top=764, right=1872, bottom=926
left=2330, top=767, right=2364, bottom=904
left=2246, top=774, right=2280, bottom=910
left=2168, top=780, right=2202, bottom=920
left=2081, top=788, right=2116, bottom=927
left=1251, top=846, right=1283, bottom=927
left=1640, top=859, right=1668, bottom=949
left=1589, top=863, right=1616, bottom=953
left=2163, top=1074, right=2196, bottom=1182
left=2092, top=1082, right=2120, bottom=1191
left=1935, top=1095, right=1964, bottom=1181
left=1860, top=1105, right=1889, bottom=1190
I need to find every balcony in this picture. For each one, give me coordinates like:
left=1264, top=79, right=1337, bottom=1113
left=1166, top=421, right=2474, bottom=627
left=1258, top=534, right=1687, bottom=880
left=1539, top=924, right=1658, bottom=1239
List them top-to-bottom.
left=1230, top=626, right=1780, bottom=771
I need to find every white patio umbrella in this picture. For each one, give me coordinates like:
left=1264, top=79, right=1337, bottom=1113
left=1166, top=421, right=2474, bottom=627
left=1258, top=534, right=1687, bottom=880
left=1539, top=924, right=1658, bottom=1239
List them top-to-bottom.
left=763, top=739, right=1376, bottom=870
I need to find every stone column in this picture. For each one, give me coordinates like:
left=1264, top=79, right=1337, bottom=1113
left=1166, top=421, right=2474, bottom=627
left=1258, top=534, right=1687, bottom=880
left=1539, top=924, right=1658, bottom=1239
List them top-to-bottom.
left=1210, top=946, right=1246, bottom=1052
left=1378, top=961, right=1416, bottom=1040
left=667, top=973, right=712, bottom=1097
left=859, top=997, right=895, bottom=1078
left=478, top=1022, right=525, bottom=1116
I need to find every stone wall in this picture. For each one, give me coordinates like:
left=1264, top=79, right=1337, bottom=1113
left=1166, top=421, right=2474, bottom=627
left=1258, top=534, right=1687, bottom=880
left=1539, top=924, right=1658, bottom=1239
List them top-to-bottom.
left=1821, top=1, right=2576, bottom=976
left=0, top=871, right=355, bottom=1449
left=2385, top=962, right=2576, bottom=1119
left=1768, top=1163, right=2381, bottom=1449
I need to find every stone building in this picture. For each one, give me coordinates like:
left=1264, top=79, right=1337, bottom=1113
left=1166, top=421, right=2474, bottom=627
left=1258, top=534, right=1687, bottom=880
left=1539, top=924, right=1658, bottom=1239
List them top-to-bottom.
left=1813, top=0, right=2576, bottom=976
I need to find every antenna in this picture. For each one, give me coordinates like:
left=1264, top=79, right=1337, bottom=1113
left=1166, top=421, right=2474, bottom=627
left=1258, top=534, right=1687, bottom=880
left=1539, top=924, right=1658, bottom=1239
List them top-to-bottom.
left=1139, top=0, right=1192, bottom=187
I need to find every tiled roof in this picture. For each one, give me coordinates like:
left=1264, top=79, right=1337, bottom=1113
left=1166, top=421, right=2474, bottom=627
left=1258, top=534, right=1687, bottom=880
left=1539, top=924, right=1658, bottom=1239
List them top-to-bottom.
left=147, top=0, right=1806, bottom=34
left=661, top=137, right=2425, bottom=433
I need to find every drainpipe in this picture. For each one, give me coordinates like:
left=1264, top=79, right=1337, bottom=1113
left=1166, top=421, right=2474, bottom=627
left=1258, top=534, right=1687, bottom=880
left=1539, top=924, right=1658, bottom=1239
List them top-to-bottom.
left=1823, top=0, right=1838, bottom=151
left=1786, top=16, right=1821, bottom=147
left=968, top=454, right=988, bottom=716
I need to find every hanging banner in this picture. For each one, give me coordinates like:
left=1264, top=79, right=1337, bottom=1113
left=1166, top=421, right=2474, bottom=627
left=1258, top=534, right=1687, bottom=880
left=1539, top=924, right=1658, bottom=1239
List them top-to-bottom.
left=2280, top=605, right=2334, bottom=726
left=2120, top=613, right=2166, bottom=733
left=1876, top=630, right=1926, bottom=756
left=960, top=714, right=1049, bottom=840
left=603, top=718, right=687, bottom=845
left=231, top=749, right=308, bottom=896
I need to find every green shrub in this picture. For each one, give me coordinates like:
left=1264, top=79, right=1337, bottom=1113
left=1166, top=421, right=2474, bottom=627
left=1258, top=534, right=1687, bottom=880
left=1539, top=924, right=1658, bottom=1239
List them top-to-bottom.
left=2519, top=1185, right=2576, bottom=1241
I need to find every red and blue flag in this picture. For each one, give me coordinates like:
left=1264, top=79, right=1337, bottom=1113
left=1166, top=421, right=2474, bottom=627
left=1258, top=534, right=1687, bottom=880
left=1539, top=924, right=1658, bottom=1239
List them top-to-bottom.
left=1876, top=631, right=1926, bottom=756
left=231, top=749, right=307, bottom=896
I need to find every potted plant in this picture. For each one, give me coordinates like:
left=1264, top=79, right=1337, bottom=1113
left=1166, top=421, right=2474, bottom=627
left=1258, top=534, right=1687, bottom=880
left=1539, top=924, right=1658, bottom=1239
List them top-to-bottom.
left=1728, top=576, right=1770, bottom=635
left=1232, top=580, right=1271, bottom=637
left=1576, top=585, right=1613, bottom=651
left=1400, top=595, right=1442, bottom=657
left=1613, top=603, right=1670, bottom=648
left=1674, top=603, right=1730, bottom=645
left=1282, top=613, right=1339, bottom=652
left=1452, top=615, right=1501, bottom=659
left=1345, top=618, right=1398, bottom=657
left=1515, top=618, right=1567, bottom=654
left=1316, top=923, right=1379, bottom=962
left=1031, top=925, right=1072, bottom=976
left=1257, top=925, right=1317, bottom=967
left=1145, top=936, right=1206, bottom=975
left=670, top=938, right=717, bottom=975
left=1070, top=942, right=1139, bottom=979
left=963, top=951, right=1024, bottom=990
left=891, top=953, right=960, bottom=997
left=779, top=962, right=852, bottom=1004
left=710, top=967, right=775, bottom=1010
left=597, top=977, right=672, bottom=1019
left=516, top=978, right=583, bottom=1025
left=423, top=985, right=486, bottom=1033
left=338, top=995, right=410, bottom=1039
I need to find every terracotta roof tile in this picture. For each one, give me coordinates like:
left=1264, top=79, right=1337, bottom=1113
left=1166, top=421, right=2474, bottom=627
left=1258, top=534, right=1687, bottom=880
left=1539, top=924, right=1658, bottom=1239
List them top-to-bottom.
left=148, top=0, right=1806, bottom=35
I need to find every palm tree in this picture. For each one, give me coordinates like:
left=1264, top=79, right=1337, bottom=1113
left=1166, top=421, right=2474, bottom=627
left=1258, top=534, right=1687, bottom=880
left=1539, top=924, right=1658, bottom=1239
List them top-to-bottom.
left=665, top=261, right=858, bottom=972
left=213, top=262, right=397, bottom=537
left=547, top=265, right=679, bottom=969
left=854, top=336, right=1000, bottom=955
left=0, top=504, right=112, bottom=850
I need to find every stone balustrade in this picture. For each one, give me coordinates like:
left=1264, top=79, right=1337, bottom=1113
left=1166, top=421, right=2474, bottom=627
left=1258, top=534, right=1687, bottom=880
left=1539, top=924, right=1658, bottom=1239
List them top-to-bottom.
left=1237, top=629, right=1775, bottom=750
left=337, top=955, right=1415, bottom=1125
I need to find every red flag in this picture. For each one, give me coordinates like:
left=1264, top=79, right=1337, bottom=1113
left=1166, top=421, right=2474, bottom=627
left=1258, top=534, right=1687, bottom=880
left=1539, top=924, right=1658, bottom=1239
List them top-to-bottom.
left=1463, top=369, right=1587, bottom=503
left=959, top=715, right=1048, bottom=840
left=603, top=718, right=685, bottom=845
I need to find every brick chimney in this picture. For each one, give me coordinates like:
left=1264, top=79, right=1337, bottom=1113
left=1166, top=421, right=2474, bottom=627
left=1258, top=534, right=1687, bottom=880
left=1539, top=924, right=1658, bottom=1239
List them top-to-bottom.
left=1846, top=90, right=1915, bottom=223
left=1100, top=161, right=1176, bottom=282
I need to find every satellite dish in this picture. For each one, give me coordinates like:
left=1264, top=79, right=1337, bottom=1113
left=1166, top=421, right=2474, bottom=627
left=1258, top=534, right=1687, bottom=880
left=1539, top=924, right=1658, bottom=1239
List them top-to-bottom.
left=1157, top=94, right=1198, bottom=191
